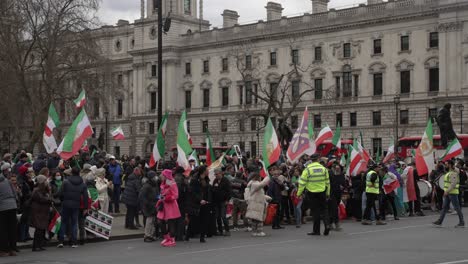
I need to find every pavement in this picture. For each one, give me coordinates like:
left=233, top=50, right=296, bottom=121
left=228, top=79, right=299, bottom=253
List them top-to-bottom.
left=6, top=212, right=468, bottom=264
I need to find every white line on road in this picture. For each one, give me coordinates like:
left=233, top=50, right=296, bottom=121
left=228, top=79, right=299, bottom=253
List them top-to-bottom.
left=348, top=224, right=431, bottom=235
left=174, top=239, right=304, bottom=256
left=434, top=260, right=468, bottom=264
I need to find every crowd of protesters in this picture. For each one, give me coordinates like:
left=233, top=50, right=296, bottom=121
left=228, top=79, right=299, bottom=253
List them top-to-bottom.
left=0, top=148, right=466, bottom=257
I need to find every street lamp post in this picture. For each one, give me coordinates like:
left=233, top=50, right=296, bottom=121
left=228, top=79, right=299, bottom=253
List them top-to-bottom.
left=157, top=0, right=163, bottom=129
left=394, top=95, right=400, bottom=159
left=459, top=104, right=465, bottom=134
left=104, top=111, right=109, bottom=152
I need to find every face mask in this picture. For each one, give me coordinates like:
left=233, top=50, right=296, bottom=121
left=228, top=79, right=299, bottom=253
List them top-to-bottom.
left=55, top=176, right=62, bottom=181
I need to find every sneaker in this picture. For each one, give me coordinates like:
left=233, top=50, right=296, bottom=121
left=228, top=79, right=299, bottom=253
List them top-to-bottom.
left=432, top=221, right=442, bottom=227
left=455, top=223, right=465, bottom=228
left=232, top=227, right=240, bottom=232
left=246, top=227, right=252, bottom=232
left=251, top=232, right=258, bottom=237
left=256, top=232, right=266, bottom=237
left=57, top=243, right=64, bottom=248
left=71, top=244, right=78, bottom=248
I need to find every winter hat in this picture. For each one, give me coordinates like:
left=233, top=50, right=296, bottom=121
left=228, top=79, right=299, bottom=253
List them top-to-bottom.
left=90, top=165, right=98, bottom=174
left=162, top=169, right=173, bottom=180
left=36, top=175, right=47, bottom=184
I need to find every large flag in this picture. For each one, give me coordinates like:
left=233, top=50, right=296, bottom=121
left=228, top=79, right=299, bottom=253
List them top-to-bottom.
left=73, top=89, right=86, bottom=109
left=43, top=103, right=60, bottom=154
left=287, top=108, right=311, bottom=163
left=57, top=110, right=93, bottom=160
left=177, top=111, right=193, bottom=175
left=149, top=112, right=168, bottom=168
left=262, top=118, right=281, bottom=168
left=305, top=118, right=316, bottom=155
left=415, top=120, right=435, bottom=176
left=331, top=122, right=342, bottom=150
left=315, top=125, right=333, bottom=147
left=111, top=126, right=125, bottom=140
left=205, top=130, right=215, bottom=166
left=441, top=138, right=463, bottom=162
left=355, top=139, right=371, bottom=162
left=382, top=144, right=395, bottom=164
left=177, top=145, right=192, bottom=176
left=346, top=145, right=364, bottom=176
left=208, top=153, right=226, bottom=182
left=402, top=166, right=417, bottom=202
left=383, top=172, right=400, bottom=194
left=48, top=212, right=61, bottom=234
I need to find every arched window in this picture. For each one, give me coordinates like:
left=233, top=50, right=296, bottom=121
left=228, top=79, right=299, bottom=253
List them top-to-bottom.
left=184, top=0, right=191, bottom=15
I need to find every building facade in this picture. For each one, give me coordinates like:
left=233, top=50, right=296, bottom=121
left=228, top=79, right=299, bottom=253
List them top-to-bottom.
left=4, top=0, right=468, bottom=158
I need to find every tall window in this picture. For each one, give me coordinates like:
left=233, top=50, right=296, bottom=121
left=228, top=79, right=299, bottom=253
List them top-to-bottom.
left=184, top=0, right=191, bottom=15
left=429, top=32, right=439, bottom=48
left=400, top=36, right=409, bottom=51
left=373, top=39, right=382, bottom=54
left=343, top=43, right=351, bottom=58
left=314, top=47, right=322, bottom=61
left=292, top=49, right=299, bottom=64
left=270, top=52, right=277, bottom=66
left=245, top=55, right=252, bottom=69
left=222, top=58, right=228, bottom=72
left=203, top=60, right=210, bottom=73
left=185, top=62, right=191, bottom=75
left=151, top=65, right=157, bottom=77
left=429, top=68, right=439, bottom=92
left=400, top=70, right=411, bottom=94
left=343, top=71, right=352, bottom=97
left=373, top=73, right=383, bottom=96
left=353, top=75, right=359, bottom=97
left=335, top=77, right=341, bottom=98
left=314, top=79, right=323, bottom=100
left=292, top=80, right=300, bottom=99
left=245, top=81, right=253, bottom=105
left=239, top=85, right=243, bottom=105
left=222, top=87, right=229, bottom=107
left=203, top=89, right=210, bottom=108
left=185, top=91, right=192, bottom=109
left=150, top=92, right=157, bottom=111
left=117, top=99, right=123, bottom=117
left=428, top=108, right=437, bottom=122
left=400, top=110, right=409, bottom=125
left=372, top=111, right=381, bottom=126
left=350, top=112, right=357, bottom=127
left=336, top=113, right=342, bottom=127
left=314, top=114, right=321, bottom=129
left=291, top=115, right=298, bottom=129
left=250, top=118, right=257, bottom=131
left=221, top=120, right=228, bottom=132
left=202, top=121, right=208, bottom=133
left=149, top=122, right=155, bottom=134
left=372, top=138, right=382, bottom=157
left=250, top=141, right=257, bottom=158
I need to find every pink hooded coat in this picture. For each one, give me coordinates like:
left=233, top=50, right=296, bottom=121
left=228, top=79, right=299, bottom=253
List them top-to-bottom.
left=157, top=170, right=181, bottom=220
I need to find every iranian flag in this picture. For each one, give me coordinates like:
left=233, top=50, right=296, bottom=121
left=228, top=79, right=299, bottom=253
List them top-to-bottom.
left=73, top=89, right=86, bottom=109
left=43, top=103, right=60, bottom=154
left=57, top=110, right=93, bottom=160
left=177, top=111, right=193, bottom=176
left=149, top=112, right=168, bottom=168
left=262, top=118, right=281, bottom=168
left=415, top=120, right=435, bottom=176
left=332, top=122, right=342, bottom=150
left=315, top=125, right=333, bottom=147
left=111, top=126, right=125, bottom=140
left=205, top=130, right=215, bottom=166
left=441, top=138, right=463, bottom=162
left=356, top=139, right=371, bottom=162
left=382, top=144, right=395, bottom=164
left=346, top=145, right=364, bottom=176
left=208, top=153, right=226, bottom=182
left=259, top=159, right=269, bottom=178
left=383, top=172, right=400, bottom=194
left=48, top=212, right=61, bottom=234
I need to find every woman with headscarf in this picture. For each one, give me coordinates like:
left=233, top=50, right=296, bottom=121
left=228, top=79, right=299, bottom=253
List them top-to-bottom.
left=185, top=166, right=211, bottom=243
left=95, top=168, right=111, bottom=214
left=157, top=169, right=181, bottom=247
left=30, top=175, right=51, bottom=251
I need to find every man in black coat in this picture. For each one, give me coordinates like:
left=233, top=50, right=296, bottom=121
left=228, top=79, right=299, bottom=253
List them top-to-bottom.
left=58, top=167, right=88, bottom=248
left=174, top=167, right=189, bottom=241
left=121, top=168, right=142, bottom=229
left=211, top=169, right=232, bottom=236
left=139, top=171, right=159, bottom=242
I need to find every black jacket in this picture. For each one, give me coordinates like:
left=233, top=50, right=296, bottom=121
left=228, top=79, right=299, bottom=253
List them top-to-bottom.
left=174, top=173, right=189, bottom=214
left=121, top=174, right=142, bottom=206
left=60, top=175, right=88, bottom=209
left=186, top=176, right=212, bottom=216
left=211, top=177, right=232, bottom=203
left=139, top=179, right=159, bottom=217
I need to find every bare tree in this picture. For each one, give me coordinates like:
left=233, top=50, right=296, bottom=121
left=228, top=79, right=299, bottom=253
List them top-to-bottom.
left=0, top=0, right=104, bottom=151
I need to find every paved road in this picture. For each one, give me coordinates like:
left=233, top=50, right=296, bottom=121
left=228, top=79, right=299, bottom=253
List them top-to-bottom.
left=5, top=214, right=468, bottom=264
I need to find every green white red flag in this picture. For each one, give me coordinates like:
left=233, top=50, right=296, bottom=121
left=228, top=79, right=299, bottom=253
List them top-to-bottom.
left=73, top=89, right=86, bottom=109
left=43, top=103, right=60, bottom=154
left=57, top=110, right=93, bottom=160
left=177, top=111, right=193, bottom=176
left=149, top=112, right=168, bottom=168
left=304, top=117, right=316, bottom=155
left=262, top=118, right=281, bottom=169
left=415, top=120, right=435, bottom=176
left=331, top=122, right=342, bottom=150
left=315, top=124, right=333, bottom=147
left=111, top=126, right=125, bottom=140
left=205, top=130, right=215, bottom=166
left=441, top=138, right=463, bottom=162
left=346, top=144, right=364, bottom=176
left=382, top=144, right=395, bottom=164
left=382, top=172, right=400, bottom=194
left=48, top=212, right=61, bottom=234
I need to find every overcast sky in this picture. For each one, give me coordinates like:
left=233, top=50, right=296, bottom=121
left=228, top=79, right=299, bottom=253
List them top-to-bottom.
left=97, top=0, right=367, bottom=28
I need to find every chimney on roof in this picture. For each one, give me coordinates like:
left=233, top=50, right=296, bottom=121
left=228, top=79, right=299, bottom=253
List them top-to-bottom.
left=311, top=0, right=330, bottom=14
left=367, top=0, right=383, bottom=4
left=266, top=2, right=283, bottom=21
left=222, top=10, right=239, bottom=28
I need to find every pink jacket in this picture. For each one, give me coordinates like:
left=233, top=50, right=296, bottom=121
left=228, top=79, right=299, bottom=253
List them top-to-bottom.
left=156, top=180, right=181, bottom=220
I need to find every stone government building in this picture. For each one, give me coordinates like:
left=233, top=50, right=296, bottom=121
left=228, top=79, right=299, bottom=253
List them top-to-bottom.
left=9, top=0, right=468, bottom=158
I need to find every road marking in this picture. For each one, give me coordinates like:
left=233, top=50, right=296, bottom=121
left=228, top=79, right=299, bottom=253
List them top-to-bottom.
left=348, top=224, right=431, bottom=235
left=174, top=239, right=303, bottom=256
left=435, top=260, right=468, bottom=264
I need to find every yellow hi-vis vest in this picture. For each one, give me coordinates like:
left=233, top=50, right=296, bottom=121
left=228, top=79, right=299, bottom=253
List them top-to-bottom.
left=299, top=162, right=329, bottom=194
left=366, top=170, right=380, bottom=194
left=444, top=171, right=459, bottom=195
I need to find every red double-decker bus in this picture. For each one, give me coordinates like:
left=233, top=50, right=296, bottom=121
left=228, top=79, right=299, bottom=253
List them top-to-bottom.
left=398, top=134, right=468, bottom=159
left=315, top=139, right=354, bottom=157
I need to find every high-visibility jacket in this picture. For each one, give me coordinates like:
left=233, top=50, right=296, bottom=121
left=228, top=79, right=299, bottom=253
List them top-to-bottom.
left=297, top=162, right=330, bottom=196
left=366, top=170, right=380, bottom=194
left=444, top=171, right=460, bottom=195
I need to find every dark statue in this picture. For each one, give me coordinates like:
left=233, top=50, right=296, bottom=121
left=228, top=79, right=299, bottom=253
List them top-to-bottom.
left=436, top=103, right=457, bottom=148
left=278, top=120, right=293, bottom=151
left=97, top=129, right=105, bottom=150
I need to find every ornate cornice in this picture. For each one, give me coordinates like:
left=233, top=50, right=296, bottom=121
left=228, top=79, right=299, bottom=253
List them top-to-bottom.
left=438, top=21, right=463, bottom=32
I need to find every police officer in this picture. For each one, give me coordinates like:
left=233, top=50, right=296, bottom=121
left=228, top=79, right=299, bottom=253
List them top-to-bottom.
left=297, top=154, right=331, bottom=236
left=362, top=164, right=387, bottom=225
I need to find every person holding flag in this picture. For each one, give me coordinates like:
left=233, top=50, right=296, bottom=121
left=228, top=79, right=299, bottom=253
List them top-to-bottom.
left=297, top=153, right=331, bottom=236
left=362, top=164, right=387, bottom=226
left=379, top=167, right=400, bottom=221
